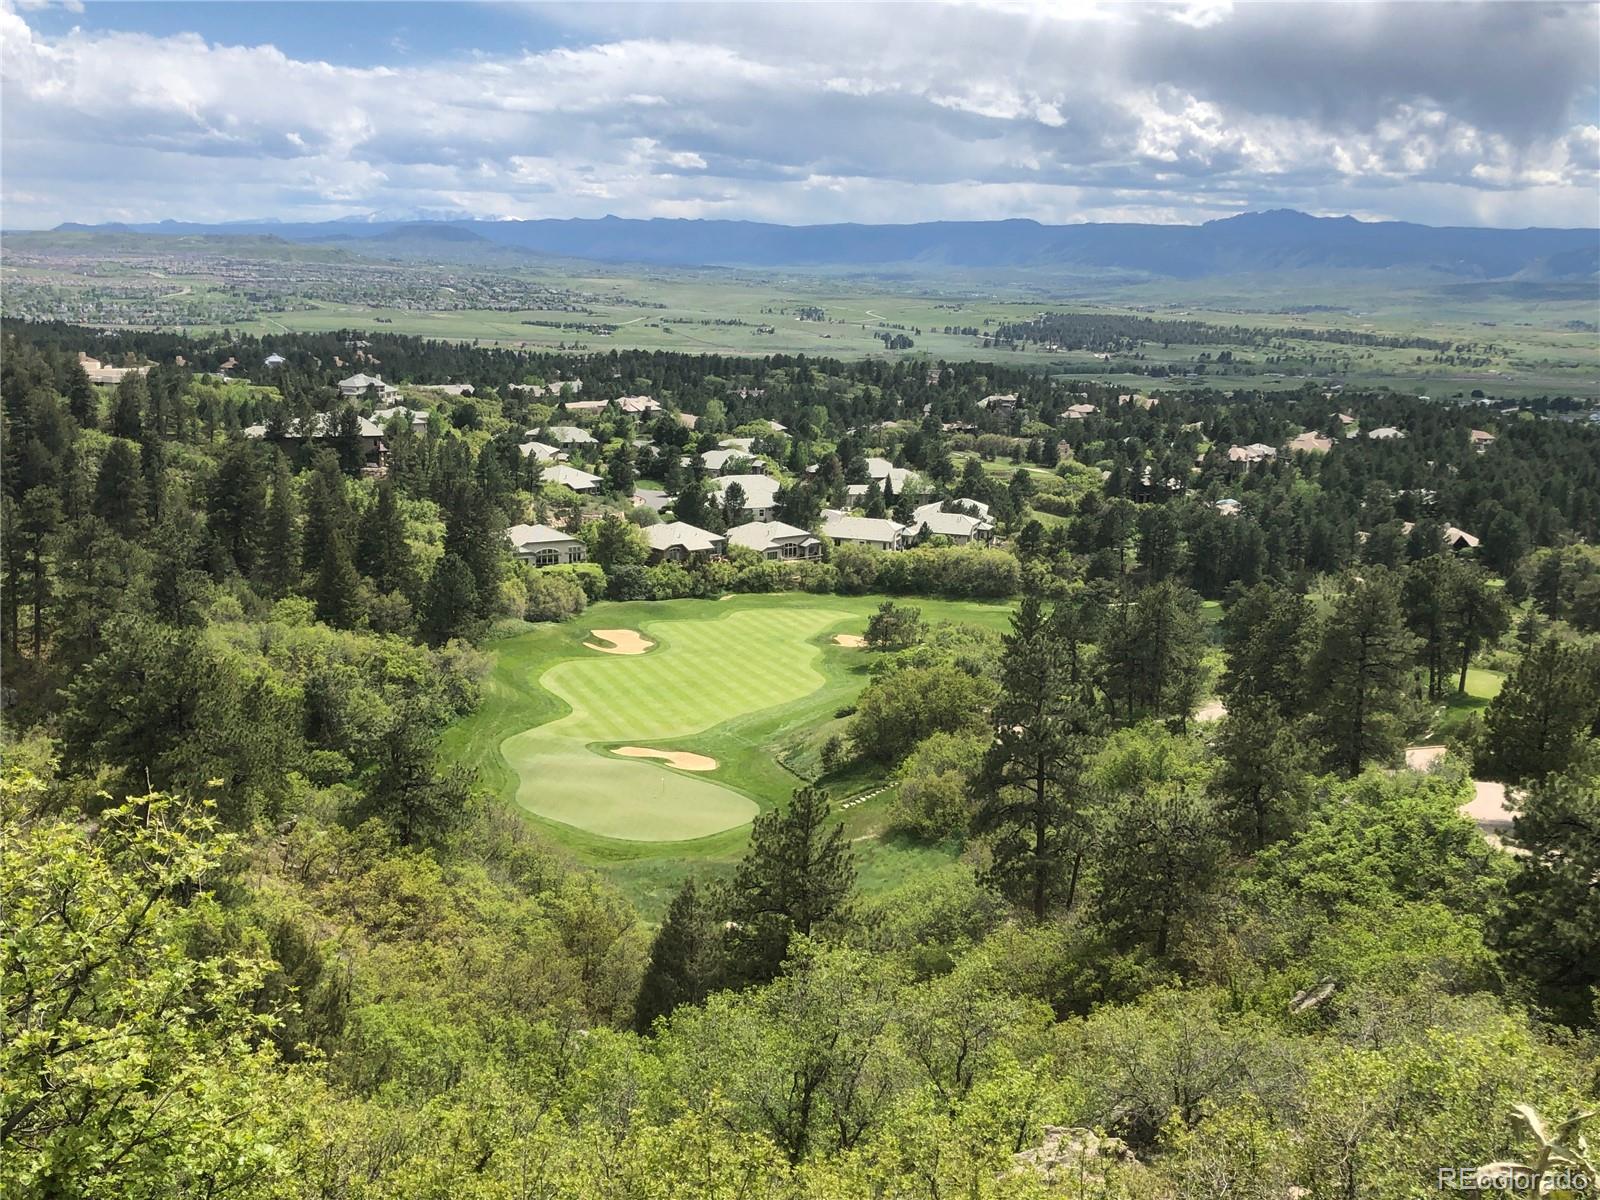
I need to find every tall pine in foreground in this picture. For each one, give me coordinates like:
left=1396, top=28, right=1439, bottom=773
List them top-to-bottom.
left=1308, top=570, right=1418, bottom=777
left=971, top=587, right=1104, bottom=922
left=723, top=786, right=853, bottom=988
left=635, top=877, right=722, bottom=1032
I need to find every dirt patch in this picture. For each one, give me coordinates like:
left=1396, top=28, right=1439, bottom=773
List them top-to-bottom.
left=584, top=628, right=654, bottom=655
left=832, top=633, right=867, bottom=648
left=1193, top=699, right=1227, bottom=722
left=1406, top=744, right=1448, bottom=770
left=611, top=746, right=718, bottom=771
left=1461, top=780, right=1514, bottom=830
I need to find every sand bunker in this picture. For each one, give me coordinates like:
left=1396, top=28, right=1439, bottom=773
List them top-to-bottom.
left=584, top=629, right=654, bottom=655
left=832, top=634, right=867, bottom=648
left=1406, top=744, right=1448, bottom=770
left=611, top=746, right=718, bottom=771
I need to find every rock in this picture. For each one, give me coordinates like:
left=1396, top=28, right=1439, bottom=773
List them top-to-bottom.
left=1011, top=1126, right=1140, bottom=1183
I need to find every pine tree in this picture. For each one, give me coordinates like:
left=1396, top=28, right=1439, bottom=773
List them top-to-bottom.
left=65, top=360, right=97, bottom=429
left=109, top=374, right=145, bottom=441
left=91, top=441, right=148, bottom=540
left=206, top=442, right=268, bottom=578
left=299, top=452, right=350, bottom=577
left=260, top=455, right=301, bottom=598
left=356, top=480, right=415, bottom=597
left=16, top=486, right=62, bottom=658
left=312, top=533, right=365, bottom=629
left=420, top=553, right=479, bottom=645
left=1308, top=571, right=1419, bottom=776
left=1219, top=582, right=1316, bottom=719
left=971, top=590, right=1104, bottom=921
left=1478, top=637, right=1598, bottom=784
left=1210, top=695, right=1313, bottom=850
left=724, top=786, right=853, bottom=988
left=634, top=877, right=722, bottom=1033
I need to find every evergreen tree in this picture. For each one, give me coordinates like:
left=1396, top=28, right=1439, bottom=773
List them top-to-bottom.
left=65, top=360, right=96, bottom=429
left=109, top=374, right=145, bottom=441
left=91, top=440, right=148, bottom=539
left=206, top=442, right=268, bottom=578
left=299, top=452, right=350, bottom=578
left=260, top=455, right=301, bottom=598
left=356, top=480, right=415, bottom=597
left=16, top=486, right=62, bottom=658
left=313, top=533, right=365, bottom=629
left=420, top=553, right=479, bottom=645
left=1444, top=562, right=1509, bottom=694
left=1308, top=571, right=1419, bottom=776
left=1219, top=582, right=1316, bottom=718
left=971, top=590, right=1104, bottom=921
left=1478, top=637, right=1598, bottom=784
left=1210, top=696, right=1313, bottom=850
left=366, top=705, right=475, bottom=847
left=1494, top=749, right=1600, bottom=1027
left=724, top=786, right=853, bottom=988
left=1094, top=788, right=1222, bottom=958
left=634, top=877, right=722, bottom=1033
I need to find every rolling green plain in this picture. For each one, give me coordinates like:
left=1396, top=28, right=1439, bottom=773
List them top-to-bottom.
left=442, top=592, right=1016, bottom=915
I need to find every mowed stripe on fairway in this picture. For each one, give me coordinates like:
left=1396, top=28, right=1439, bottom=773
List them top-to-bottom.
left=501, top=605, right=851, bottom=841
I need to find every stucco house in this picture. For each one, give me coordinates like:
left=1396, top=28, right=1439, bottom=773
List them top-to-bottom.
left=727, top=520, right=823, bottom=560
left=506, top=523, right=587, bottom=566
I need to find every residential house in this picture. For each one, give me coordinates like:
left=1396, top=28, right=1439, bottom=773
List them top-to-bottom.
left=77, top=353, right=151, bottom=385
left=263, top=353, right=286, bottom=367
left=338, top=373, right=399, bottom=402
left=423, top=383, right=475, bottom=397
left=979, top=393, right=1019, bottom=412
left=616, top=395, right=661, bottom=415
left=1064, top=403, right=1098, bottom=420
left=372, top=405, right=431, bottom=433
left=243, top=412, right=389, bottom=476
left=544, top=425, right=598, bottom=448
left=1367, top=426, right=1406, bottom=440
left=1469, top=429, right=1496, bottom=452
left=1287, top=431, right=1334, bottom=454
left=719, top=437, right=757, bottom=453
left=518, top=440, right=563, bottom=464
left=1226, top=442, right=1278, bottom=467
left=700, top=448, right=767, bottom=476
left=864, top=456, right=917, bottom=494
left=541, top=464, right=602, bottom=493
left=712, top=474, right=781, bottom=522
left=1214, top=498, right=1243, bottom=517
left=911, top=500, right=995, bottom=545
left=822, top=509, right=906, bottom=551
left=645, top=521, right=726, bottom=564
left=727, top=521, right=822, bottom=560
left=506, top=523, right=587, bottom=566
left=1443, top=525, right=1481, bottom=551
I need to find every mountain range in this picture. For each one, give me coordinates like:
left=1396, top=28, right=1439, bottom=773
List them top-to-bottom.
left=48, top=210, right=1599, bottom=280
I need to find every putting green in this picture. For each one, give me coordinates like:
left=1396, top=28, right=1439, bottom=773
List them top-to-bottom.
left=500, top=605, right=852, bottom=840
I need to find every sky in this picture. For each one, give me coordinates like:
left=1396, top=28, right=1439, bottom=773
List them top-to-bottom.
left=3, top=0, right=1598, bottom=230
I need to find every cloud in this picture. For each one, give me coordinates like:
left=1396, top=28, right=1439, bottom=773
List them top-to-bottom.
left=1, top=0, right=1595, bottom=228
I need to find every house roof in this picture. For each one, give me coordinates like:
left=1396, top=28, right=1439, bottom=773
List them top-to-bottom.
left=339, top=373, right=388, bottom=390
left=616, top=395, right=661, bottom=413
left=1065, top=403, right=1097, bottom=418
left=373, top=405, right=429, bottom=426
left=243, top=413, right=384, bottom=439
left=546, top=425, right=597, bottom=444
left=1368, top=426, right=1405, bottom=440
left=1288, top=431, right=1334, bottom=453
left=719, top=437, right=757, bottom=452
left=518, top=440, right=562, bottom=462
left=1227, top=442, right=1278, bottom=462
left=700, top=448, right=764, bottom=472
left=863, top=456, right=916, bottom=492
left=542, top=464, right=601, bottom=490
left=712, top=474, right=781, bottom=508
left=913, top=498, right=990, bottom=523
left=822, top=510, right=905, bottom=543
left=727, top=520, right=819, bottom=553
left=645, top=521, right=726, bottom=554
left=506, top=523, right=581, bottom=550
left=1444, top=525, right=1481, bottom=548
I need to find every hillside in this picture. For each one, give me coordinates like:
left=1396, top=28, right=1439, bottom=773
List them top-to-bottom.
left=45, top=210, right=1600, bottom=280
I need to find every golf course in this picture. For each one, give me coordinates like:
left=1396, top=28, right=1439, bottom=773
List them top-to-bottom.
left=443, top=592, right=1016, bottom=911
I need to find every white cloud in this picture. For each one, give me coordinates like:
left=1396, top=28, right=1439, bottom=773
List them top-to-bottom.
left=1, top=1, right=1595, bottom=228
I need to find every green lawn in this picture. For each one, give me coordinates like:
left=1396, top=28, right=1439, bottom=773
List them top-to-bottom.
left=443, top=592, right=1015, bottom=915
left=1429, top=666, right=1506, bottom=739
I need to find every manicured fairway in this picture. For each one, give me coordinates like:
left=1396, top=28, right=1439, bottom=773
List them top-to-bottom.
left=443, top=592, right=1017, bottom=915
left=500, top=604, right=852, bottom=840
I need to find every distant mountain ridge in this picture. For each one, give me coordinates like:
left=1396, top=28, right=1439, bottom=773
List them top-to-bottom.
left=47, top=209, right=1599, bottom=279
